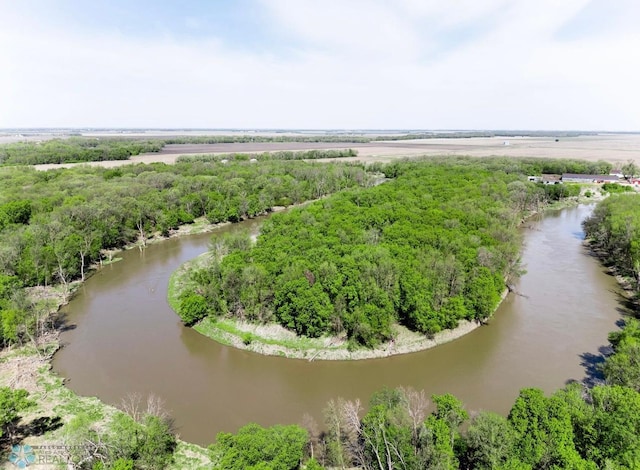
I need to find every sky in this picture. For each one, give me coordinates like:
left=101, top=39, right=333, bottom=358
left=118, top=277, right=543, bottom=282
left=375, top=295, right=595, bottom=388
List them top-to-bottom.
left=0, top=0, right=639, bottom=130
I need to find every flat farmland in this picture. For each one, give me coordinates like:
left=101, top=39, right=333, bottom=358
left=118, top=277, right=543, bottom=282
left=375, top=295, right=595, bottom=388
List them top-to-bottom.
left=32, top=133, right=640, bottom=170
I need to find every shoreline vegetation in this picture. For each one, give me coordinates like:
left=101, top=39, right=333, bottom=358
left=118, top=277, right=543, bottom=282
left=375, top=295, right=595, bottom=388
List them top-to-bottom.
left=167, top=159, right=612, bottom=361
left=583, top=192, right=640, bottom=307
left=168, top=252, right=509, bottom=361
left=0, top=337, right=213, bottom=469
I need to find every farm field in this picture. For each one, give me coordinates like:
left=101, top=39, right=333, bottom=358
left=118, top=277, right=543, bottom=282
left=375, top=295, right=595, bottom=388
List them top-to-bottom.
left=28, top=133, right=640, bottom=170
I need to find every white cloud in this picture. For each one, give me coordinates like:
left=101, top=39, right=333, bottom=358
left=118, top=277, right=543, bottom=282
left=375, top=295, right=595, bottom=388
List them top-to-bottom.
left=0, top=1, right=639, bottom=130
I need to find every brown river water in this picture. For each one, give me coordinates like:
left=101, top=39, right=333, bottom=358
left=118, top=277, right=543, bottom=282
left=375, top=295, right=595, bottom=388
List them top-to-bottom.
left=53, top=205, right=625, bottom=446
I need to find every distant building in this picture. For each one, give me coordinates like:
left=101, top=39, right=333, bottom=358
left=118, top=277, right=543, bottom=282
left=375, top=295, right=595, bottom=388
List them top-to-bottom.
left=541, top=174, right=562, bottom=185
left=561, top=174, right=620, bottom=183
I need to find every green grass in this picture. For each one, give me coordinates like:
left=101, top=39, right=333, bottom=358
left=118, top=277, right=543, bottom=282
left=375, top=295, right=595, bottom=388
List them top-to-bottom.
left=185, top=216, right=217, bottom=234
left=100, top=256, right=123, bottom=266
left=194, top=317, right=348, bottom=355
left=170, top=441, right=215, bottom=470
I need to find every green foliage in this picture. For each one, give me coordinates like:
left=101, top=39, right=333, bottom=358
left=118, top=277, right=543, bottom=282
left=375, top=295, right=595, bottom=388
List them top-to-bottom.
left=0, top=137, right=162, bottom=165
left=176, top=148, right=358, bottom=163
left=191, top=159, right=538, bottom=346
left=0, top=160, right=369, bottom=345
left=542, top=182, right=581, bottom=201
left=601, top=183, right=634, bottom=193
left=583, top=193, right=640, bottom=287
left=0, top=200, right=32, bottom=226
left=0, top=274, right=21, bottom=300
left=274, top=280, right=333, bottom=337
left=177, top=293, right=209, bottom=325
left=601, top=319, right=640, bottom=391
left=241, top=332, right=254, bottom=345
left=583, top=385, right=640, bottom=467
left=0, top=387, right=34, bottom=437
left=507, top=388, right=589, bottom=468
left=362, top=403, right=417, bottom=469
left=66, top=411, right=176, bottom=470
left=465, top=412, right=515, bottom=469
left=210, top=423, right=308, bottom=470
left=302, top=458, right=324, bottom=470
left=111, top=460, right=135, bottom=470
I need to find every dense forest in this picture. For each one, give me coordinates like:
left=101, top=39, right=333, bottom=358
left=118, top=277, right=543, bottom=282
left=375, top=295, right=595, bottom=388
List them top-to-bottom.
left=175, top=158, right=590, bottom=347
left=0, top=160, right=370, bottom=347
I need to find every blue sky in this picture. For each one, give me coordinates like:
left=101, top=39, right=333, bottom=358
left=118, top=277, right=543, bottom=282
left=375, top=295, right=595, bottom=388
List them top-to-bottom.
left=1, top=0, right=639, bottom=130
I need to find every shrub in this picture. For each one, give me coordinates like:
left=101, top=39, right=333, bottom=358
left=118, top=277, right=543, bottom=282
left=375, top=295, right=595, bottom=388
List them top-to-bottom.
left=178, top=293, right=209, bottom=325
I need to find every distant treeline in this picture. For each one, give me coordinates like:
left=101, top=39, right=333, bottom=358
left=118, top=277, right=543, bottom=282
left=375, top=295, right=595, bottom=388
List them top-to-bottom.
left=372, top=130, right=598, bottom=141
left=1, top=132, right=606, bottom=166
left=162, top=135, right=371, bottom=144
left=0, top=136, right=370, bottom=165
left=0, top=138, right=162, bottom=165
left=176, top=149, right=358, bottom=163
left=463, top=156, right=612, bottom=176
left=176, top=158, right=586, bottom=347
left=0, top=160, right=371, bottom=347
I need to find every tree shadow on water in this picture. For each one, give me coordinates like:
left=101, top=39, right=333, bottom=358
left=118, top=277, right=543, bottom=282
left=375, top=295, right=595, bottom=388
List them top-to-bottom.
left=611, top=290, right=640, bottom=318
left=53, top=312, right=77, bottom=333
left=573, top=345, right=612, bottom=388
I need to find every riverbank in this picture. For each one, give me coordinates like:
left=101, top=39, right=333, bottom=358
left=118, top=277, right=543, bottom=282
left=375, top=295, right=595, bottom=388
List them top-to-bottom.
left=583, top=242, right=639, bottom=311
left=168, top=251, right=510, bottom=360
left=0, top=290, right=212, bottom=468
left=0, top=339, right=213, bottom=469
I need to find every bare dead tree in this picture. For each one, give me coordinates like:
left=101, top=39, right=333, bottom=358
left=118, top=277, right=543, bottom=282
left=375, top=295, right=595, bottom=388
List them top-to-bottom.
left=400, top=386, right=429, bottom=452
left=120, top=392, right=144, bottom=423
left=121, top=393, right=170, bottom=423
left=340, top=398, right=368, bottom=469
left=301, top=413, right=321, bottom=460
